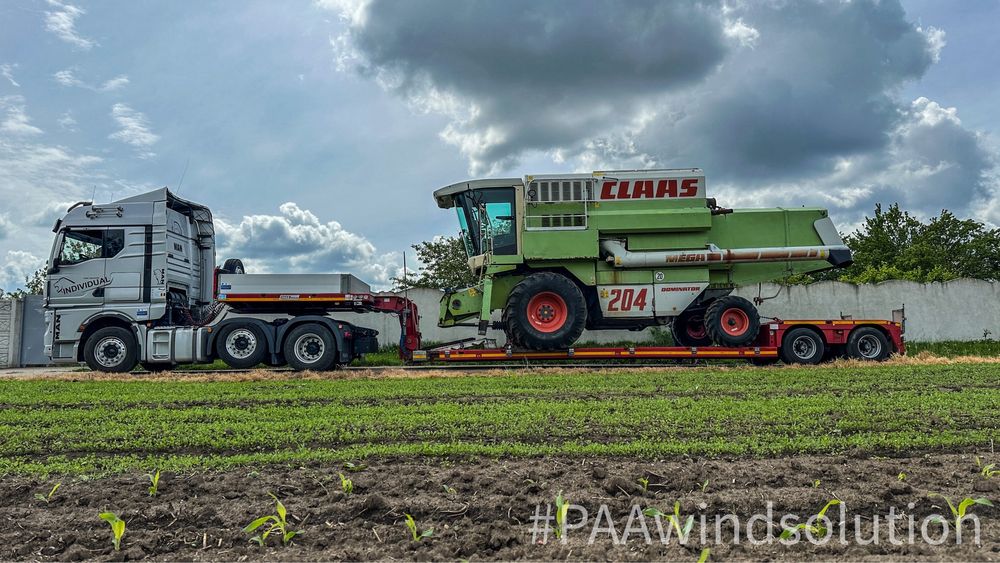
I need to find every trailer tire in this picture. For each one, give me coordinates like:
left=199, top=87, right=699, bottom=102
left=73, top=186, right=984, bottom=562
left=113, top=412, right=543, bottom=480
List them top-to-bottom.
left=221, top=258, right=245, bottom=274
left=504, top=272, right=587, bottom=350
left=705, top=296, right=760, bottom=347
left=671, top=307, right=712, bottom=347
left=216, top=322, right=267, bottom=368
left=283, top=323, right=338, bottom=371
left=84, top=326, right=138, bottom=373
left=781, top=327, right=825, bottom=365
left=846, top=327, right=890, bottom=361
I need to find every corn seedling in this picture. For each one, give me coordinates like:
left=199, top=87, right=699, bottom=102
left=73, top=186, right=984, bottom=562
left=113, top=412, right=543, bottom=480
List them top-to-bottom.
left=975, top=458, right=998, bottom=479
left=343, top=461, right=367, bottom=472
left=148, top=470, right=161, bottom=497
left=338, top=472, right=354, bottom=495
left=897, top=472, right=907, bottom=482
left=637, top=477, right=649, bottom=492
left=813, top=479, right=821, bottom=488
left=699, top=480, right=710, bottom=493
left=34, top=482, right=60, bottom=504
left=443, top=484, right=457, bottom=495
left=554, top=491, right=569, bottom=539
left=244, top=493, right=303, bottom=547
left=928, top=493, right=994, bottom=535
left=780, top=500, right=840, bottom=540
left=643, top=501, right=695, bottom=541
left=99, top=512, right=126, bottom=551
left=404, top=513, right=433, bottom=541
left=697, top=547, right=711, bottom=562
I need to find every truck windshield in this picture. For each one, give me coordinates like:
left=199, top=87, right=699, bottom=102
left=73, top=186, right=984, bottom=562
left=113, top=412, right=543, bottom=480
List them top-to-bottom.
left=454, top=188, right=516, bottom=257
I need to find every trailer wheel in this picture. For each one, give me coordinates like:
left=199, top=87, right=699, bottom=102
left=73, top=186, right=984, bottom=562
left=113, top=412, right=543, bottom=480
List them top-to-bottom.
left=221, top=258, right=245, bottom=274
left=504, top=272, right=587, bottom=350
left=705, top=296, right=760, bottom=347
left=671, top=308, right=712, bottom=347
left=216, top=322, right=267, bottom=368
left=283, top=323, right=338, bottom=371
left=84, top=326, right=138, bottom=373
left=780, top=327, right=825, bottom=364
left=846, top=327, right=890, bottom=361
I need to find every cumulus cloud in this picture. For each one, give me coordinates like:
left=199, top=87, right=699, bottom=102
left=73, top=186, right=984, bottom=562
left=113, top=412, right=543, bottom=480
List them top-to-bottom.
left=44, top=0, right=95, bottom=50
left=327, top=0, right=997, bottom=224
left=1, top=64, right=19, bottom=87
left=54, top=69, right=129, bottom=91
left=0, top=96, right=43, bottom=136
left=108, top=103, right=159, bottom=157
left=57, top=111, right=78, bottom=132
left=215, top=202, right=402, bottom=288
left=0, top=251, right=43, bottom=292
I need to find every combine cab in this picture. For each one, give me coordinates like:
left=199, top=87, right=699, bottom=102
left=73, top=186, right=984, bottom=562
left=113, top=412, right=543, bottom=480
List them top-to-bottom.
left=434, top=169, right=853, bottom=350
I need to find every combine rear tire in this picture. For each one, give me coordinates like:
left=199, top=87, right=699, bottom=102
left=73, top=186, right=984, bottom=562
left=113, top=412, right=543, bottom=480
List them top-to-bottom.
left=504, top=273, right=587, bottom=350
left=705, top=296, right=760, bottom=347
left=671, top=308, right=712, bottom=347
left=216, top=322, right=267, bottom=368
left=283, top=323, right=338, bottom=371
left=846, top=327, right=890, bottom=361
left=781, top=328, right=825, bottom=364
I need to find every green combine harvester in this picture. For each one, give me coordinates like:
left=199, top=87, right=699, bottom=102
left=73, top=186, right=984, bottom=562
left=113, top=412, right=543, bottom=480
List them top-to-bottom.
left=433, top=168, right=853, bottom=350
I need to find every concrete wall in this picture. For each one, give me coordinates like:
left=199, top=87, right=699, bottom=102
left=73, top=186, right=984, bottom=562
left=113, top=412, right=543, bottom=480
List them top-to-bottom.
left=334, top=279, right=1000, bottom=348
left=0, top=300, right=14, bottom=368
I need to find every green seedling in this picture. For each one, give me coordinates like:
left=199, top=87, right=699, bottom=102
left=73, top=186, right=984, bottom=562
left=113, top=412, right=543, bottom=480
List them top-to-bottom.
left=974, top=458, right=998, bottom=479
left=343, top=461, right=367, bottom=472
left=148, top=470, right=161, bottom=497
left=338, top=472, right=354, bottom=495
left=897, top=472, right=907, bottom=482
left=637, top=477, right=649, bottom=492
left=812, top=479, right=821, bottom=488
left=699, top=480, right=710, bottom=493
left=35, top=482, right=61, bottom=504
left=443, top=484, right=457, bottom=495
left=554, top=491, right=569, bottom=539
left=244, top=493, right=303, bottom=547
left=928, top=493, right=994, bottom=535
left=780, top=500, right=840, bottom=540
left=643, top=501, right=694, bottom=541
left=99, top=512, right=126, bottom=551
left=404, top=513, right=433, bottom=541
left=697, top=547, right=711, bottom=562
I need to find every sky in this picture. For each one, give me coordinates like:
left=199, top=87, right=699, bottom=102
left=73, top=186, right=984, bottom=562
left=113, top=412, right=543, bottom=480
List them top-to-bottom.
left=0, top=0, right=997, bottom=291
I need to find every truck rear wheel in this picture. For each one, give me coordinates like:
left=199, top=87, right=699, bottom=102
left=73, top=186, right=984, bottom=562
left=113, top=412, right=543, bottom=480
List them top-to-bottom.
left=504, top=272, right=587, bottom=350
left=705, top=296, right=760, bottom=347
left=671, top=307, right=712, bottom=347
left=216, top=322, right=267, bottom=368
left=283, top=323, right=338, bottom=371
left=84, top=326, right=138, bottom=373
left=781, top=327, right=825, bottom=364
left=846, top=327, right=890, bottom=361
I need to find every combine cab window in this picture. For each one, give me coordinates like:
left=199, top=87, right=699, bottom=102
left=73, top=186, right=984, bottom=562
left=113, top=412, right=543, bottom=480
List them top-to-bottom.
left=454, top=188, right=517, bottom=256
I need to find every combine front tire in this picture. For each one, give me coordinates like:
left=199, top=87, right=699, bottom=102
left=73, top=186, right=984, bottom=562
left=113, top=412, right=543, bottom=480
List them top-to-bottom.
left=504, top=273, right=587, bottom=350
left=705, top=296, right=760, bottom=347
left=671, top=308, right=712, bottom=347
left=846, top=327, right=890, bottom=361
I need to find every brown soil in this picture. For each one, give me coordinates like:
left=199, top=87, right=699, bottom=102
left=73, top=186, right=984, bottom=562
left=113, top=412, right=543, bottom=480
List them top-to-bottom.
left=1, top=454, right=998, bottom=561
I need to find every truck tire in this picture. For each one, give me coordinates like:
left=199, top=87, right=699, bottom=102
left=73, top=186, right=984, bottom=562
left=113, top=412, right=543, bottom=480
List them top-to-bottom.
left=221, top=258, right=245, bottom=274
left=504, top=272, right=587, bottom=350
left=705, top=296, right=760, bottom=347
left=671, top=307, right=712, bottom=347
left=216, top=322, right=267, bottom=368
left=283, top=323, right=338, bottom=371
left=84, top=326, right=138, bottom=373
left=846, top=326, right=890, bottom=361
left=780, top=327, right=825, bottom=364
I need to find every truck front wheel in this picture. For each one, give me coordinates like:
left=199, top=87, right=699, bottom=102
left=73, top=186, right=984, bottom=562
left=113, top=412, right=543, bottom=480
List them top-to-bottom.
left=504, top=273, right=587, bottom=350
left=705, top=296, right=760, bottom=347
left=283, top=323, right=338, bottom=371
left=84, top=326, right=138, bottom=373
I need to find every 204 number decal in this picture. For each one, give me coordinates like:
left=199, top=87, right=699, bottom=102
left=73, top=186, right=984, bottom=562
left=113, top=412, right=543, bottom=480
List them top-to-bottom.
left=607, top=288, right=649, bottom=312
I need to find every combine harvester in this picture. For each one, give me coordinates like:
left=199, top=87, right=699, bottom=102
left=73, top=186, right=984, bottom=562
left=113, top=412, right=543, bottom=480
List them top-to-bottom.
left=42, top=171, right=903, bottom=372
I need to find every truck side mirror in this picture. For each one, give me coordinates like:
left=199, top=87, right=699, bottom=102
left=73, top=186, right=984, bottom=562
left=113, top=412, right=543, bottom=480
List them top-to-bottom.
left=47, top=257, right=61, bottom=275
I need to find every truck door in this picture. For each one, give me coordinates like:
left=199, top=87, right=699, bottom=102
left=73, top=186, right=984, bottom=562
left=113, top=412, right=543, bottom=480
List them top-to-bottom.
left=103, top=227, right=144, bottom=304
left=46, top=228, right=114, bottom=309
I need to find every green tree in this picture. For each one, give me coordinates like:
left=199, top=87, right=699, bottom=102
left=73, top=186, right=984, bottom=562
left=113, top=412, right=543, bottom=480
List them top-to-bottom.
left=393, top=236, right=477, bottom=290
left=0, top=266, right=46, bottom=299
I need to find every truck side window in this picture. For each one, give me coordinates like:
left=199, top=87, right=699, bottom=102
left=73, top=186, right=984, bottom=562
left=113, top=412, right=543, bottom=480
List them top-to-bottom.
left=104, top=229, right=125, bottom=258
left=60, top=230, right=104, bottom=265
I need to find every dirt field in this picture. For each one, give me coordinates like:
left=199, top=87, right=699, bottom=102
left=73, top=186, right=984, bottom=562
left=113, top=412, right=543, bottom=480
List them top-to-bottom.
left=0, top=362, right=997, bottom=560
